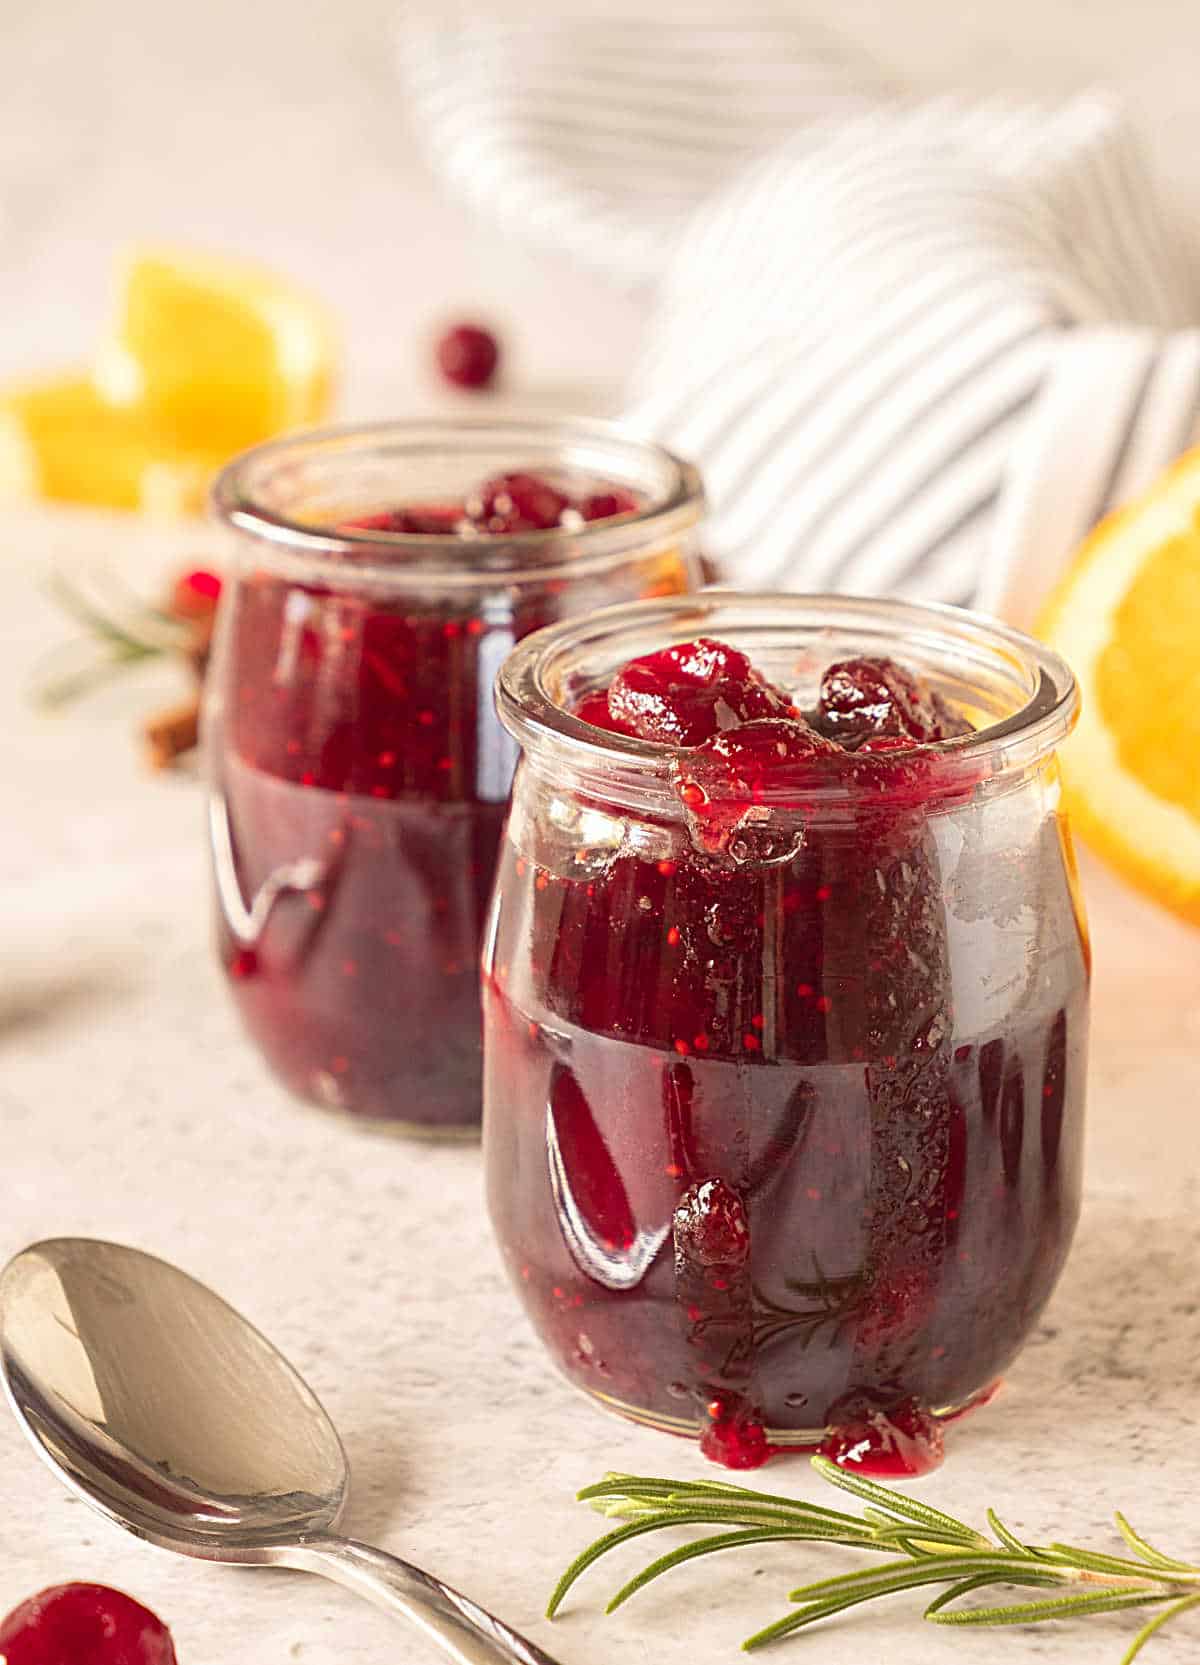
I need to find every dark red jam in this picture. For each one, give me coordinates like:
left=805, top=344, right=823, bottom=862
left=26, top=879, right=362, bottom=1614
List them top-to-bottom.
left=213, top=469, right=693, bottom=1131
left=484, top=640, right=1088, bottom=1469
left=0, top=1583, right=176, bottom=1665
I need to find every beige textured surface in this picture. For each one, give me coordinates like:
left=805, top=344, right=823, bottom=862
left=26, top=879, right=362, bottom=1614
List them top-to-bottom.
left=0, top=506, right=1198, bottom=1663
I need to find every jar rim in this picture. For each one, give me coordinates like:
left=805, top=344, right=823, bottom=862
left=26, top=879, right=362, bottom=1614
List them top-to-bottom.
left=211, top=416, right=705, bottom=588
left=496, top=591, right=1080, bottom=813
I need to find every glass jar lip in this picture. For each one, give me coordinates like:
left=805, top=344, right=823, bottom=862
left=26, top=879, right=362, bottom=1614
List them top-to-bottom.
left=210, top=416, right=705, bottom=588
left=496, top=591, right=1080, bottom=812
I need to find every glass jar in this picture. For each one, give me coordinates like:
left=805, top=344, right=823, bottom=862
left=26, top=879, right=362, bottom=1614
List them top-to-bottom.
left=205, top=420, right=703, bottom=1136
left=484, top=593, right=1089, bottom=1469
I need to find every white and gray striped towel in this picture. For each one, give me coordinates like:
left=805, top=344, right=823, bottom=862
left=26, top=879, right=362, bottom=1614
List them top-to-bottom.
left=398, top=5, right=1200, bottom=623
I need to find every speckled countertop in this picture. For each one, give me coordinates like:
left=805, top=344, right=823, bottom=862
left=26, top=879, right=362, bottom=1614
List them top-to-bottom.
left=0, top=504, right=1198, bottom=1664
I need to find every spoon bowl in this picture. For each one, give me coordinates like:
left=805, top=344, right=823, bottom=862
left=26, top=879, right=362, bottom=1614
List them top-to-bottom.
left=0, top=1237, right=346, bottom=1557
left=0, top=1238, right=561, bottom=1665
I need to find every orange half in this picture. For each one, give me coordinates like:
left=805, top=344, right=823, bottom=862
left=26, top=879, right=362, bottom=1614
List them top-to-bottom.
left=93, top=247, right=337, bottom=456
left=0, top=375, right=220, bottom=518
left=1038, top=446, right=1200, bottom=924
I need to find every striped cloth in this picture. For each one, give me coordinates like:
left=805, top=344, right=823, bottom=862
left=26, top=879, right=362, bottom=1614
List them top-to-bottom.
left=398, top=6, right=1200, bottom=619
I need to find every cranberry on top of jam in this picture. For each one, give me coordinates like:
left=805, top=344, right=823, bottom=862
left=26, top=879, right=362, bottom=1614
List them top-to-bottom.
left=341, top=470, right=643, bottom=540
left=470, top=472, right=571, bottom=534
left=580, top=488, right=639, bottom=522
left=348, top=505, right=465, bottom=535
left=605, top=638, right=797, bottom=746
left=573, top=640, right=975, bottom=860
left=579, top=643, right=970, bottom=757
left=574, top=644, right=973, bottom=841
left=814, top=656, right=972, bottom=748
left=683, top=716, right=838, bottom=790
left=676, top=717, right=839, bottom=854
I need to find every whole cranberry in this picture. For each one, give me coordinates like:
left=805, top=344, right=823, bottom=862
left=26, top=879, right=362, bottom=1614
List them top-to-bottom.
left=435, top=322, right=500, bottom=391
left=471, top=472, right=569, bottom=534
left=580, top=489, right=639, bottom=522
left=345, top=506, right=463, bottom=535
left=606, top=638, right=796, bottom=746
left=816, top=656, right=971, bottom=747
left=676, top=717, right=837, bottom=854
left=688, top=717, right=836, bottom=793
left=0, top=1583, right=177, bottom=1665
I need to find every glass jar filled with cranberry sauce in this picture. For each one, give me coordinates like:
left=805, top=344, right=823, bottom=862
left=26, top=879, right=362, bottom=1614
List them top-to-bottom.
left=206, top=421, right=703, bottom=1136
left=484, top=594, right=1088, bottom=1473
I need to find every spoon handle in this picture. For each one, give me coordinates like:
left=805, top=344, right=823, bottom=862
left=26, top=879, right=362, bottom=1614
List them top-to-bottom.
left=285, top=1534, right=565, bottom=1665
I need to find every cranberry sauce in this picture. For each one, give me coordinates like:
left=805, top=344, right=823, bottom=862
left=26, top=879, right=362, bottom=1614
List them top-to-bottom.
left=212, top=465, right=693, bottom=1131
left=484, top=640, right=1088, bottom=1469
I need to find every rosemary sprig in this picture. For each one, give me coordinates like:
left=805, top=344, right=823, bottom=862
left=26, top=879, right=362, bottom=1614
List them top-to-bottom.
left=31, top=572, right=208, bottom=709
left=31, top=574, right=187, bottom=709
left=549, top=1458, right=1199, bottom=1662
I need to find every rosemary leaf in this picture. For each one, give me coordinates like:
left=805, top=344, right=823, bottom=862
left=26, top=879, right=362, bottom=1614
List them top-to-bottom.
left=809, top=1456, right=990, bottom=1545
left=986, top=1508, right=1032, bottom=1556
left=1114, top=1513, right=1200, bottom=1575
left=547, top=1514, right=697, bottom=1618
left=606, top=1529, right=809, bottom=1614
left=923, top=1570, right=1063, bottom=1615
left=928, top=1589, right=1171, bottom=1626
left=1123, top=1593, right=1200, bottom=1664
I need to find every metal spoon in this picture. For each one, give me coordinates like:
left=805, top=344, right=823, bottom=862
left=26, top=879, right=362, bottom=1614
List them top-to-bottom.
left=0, top=1238, right=563, bottom=1665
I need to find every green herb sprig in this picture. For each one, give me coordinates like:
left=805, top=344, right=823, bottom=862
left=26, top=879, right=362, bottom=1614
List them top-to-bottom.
left=31, top=573, right=186, bottom=709
left=549, top=1458, right=1200, bottom=1662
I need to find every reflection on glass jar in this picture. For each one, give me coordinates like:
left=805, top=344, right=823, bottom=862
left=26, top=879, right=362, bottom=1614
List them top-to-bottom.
left=205, top=421, right=704, bottom=1136
left=484, top=594, right=1089, bottom=1472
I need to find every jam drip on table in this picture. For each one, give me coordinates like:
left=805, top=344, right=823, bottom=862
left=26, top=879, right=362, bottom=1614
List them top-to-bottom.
left=215, top=470, right=674, bottom=1129
left=485, top=640, right=1087, bottom=1473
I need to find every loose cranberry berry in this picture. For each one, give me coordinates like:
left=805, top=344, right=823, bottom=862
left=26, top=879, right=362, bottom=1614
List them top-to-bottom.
left=435, top=322, right=500, bottom=390
left=472, top=472, right=570, bottom=534
left=580, top=489, right=639, bottom=522
left=606, top=638, right=796, bottom=746
left=816, top=656, right=971, bottom=747
left=673, top=1176, right=749, bottom=1265
left=0, top=1583, right=177, bottom=1665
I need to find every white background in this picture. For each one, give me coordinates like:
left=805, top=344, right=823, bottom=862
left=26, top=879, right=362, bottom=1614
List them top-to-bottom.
left=2, top=0, right=1198, bottom=409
